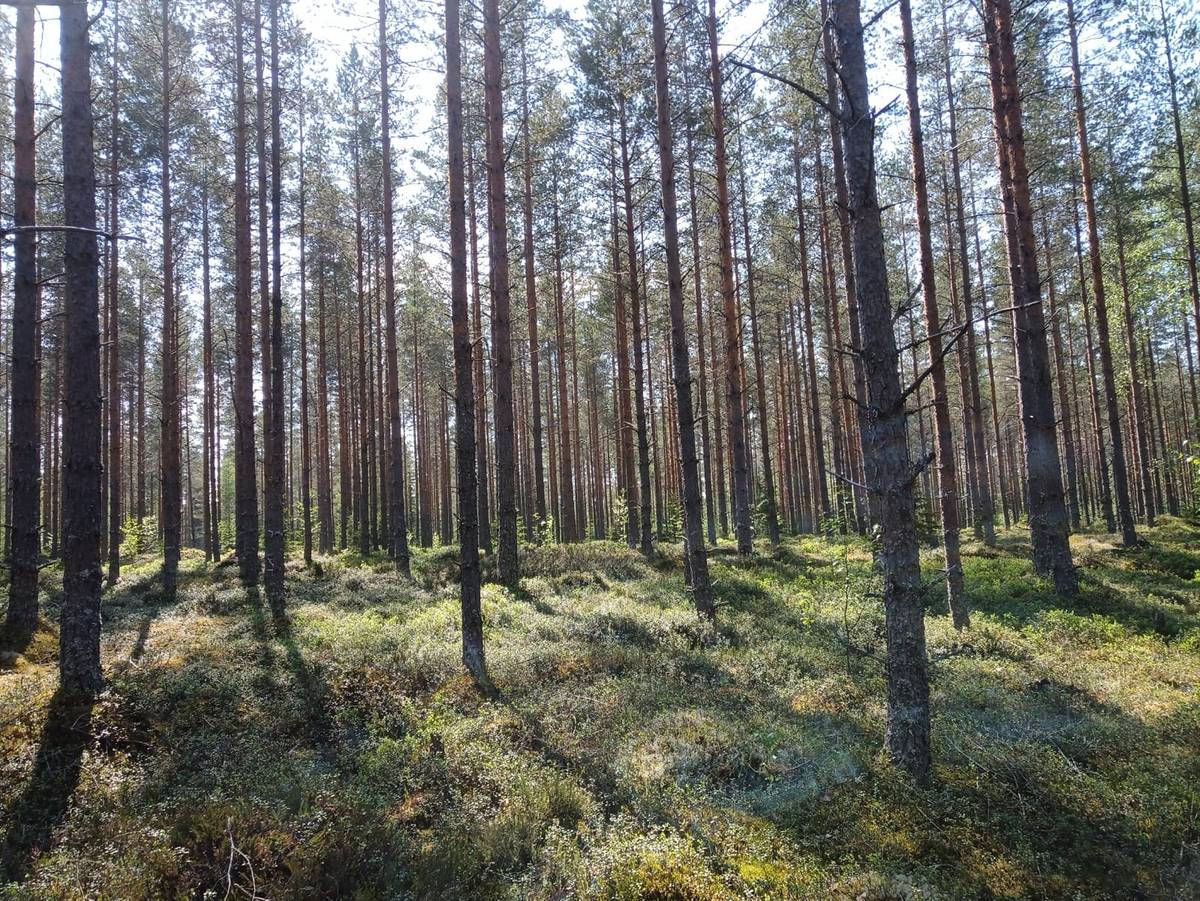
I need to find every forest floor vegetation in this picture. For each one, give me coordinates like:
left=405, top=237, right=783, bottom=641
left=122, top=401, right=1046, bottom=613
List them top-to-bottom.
left=2, top=519, right=1199, bottom=898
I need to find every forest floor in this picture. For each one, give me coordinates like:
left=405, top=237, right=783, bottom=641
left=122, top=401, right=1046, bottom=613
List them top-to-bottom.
left=1, top=518, right=1199, bottom=899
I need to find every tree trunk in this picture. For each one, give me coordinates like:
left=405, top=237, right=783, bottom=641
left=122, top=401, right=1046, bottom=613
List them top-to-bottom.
left=59, top=0, right=105, bottom=695
left=106, top=0, right=123, bottom=585
left=160, top=0, right=182, bottom=602
left=233, top=0, right=259, bottom=583
left=263, top=0, right=286, bottom=602
left=380, top=0, right=410, bottom=574
left=483, top=0, right=518, bottom=583
left=652, top=0, right=714, bottom=615
left=706, top=0, right=752, bottom=554
left=831, top=0, right=930, bottom=781
left=900, top=0, right=966, bottom=627
left=984, top=0, right=1077, bottom=594
left=1066, top=0, right=1135, bottom=545
left=5, top=6, right=39, bottom=643
left=941, top=6, right=994, bottom=545
left=298, top=106, right=312, bottom=565
left=684, top=107, right=716, bottom=546
left=737, top=137, right=779, bottom=546
left=468, top=148, right=492, bottom=553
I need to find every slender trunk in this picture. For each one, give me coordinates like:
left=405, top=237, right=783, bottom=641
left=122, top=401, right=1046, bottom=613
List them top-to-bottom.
left=106, top=0, right=123, bottom=585
left=161, top=0, right=181, bottom=601
left=233, top=0, right=259, bottom=582
left=380, top=0, right=410, bottom=574
left=483, top=0, right=518, bottom=582
left=706, top=0, right=752, bottom=554
left=831, top=0, right=930, bottom=781
left=900, top=0, right=966, bottom=626
left=985, top=0, right=1077, bottom=594
left=1066, top=0, right=1134, bottom=544
left=5, top=6, right=39, bottom=641
left=298, top=107, right=312, bottom=565
left=685, top=109, right=716, bottom=545
left=737, top=137, right=779, bottom=546
left=793, top=140, right=830, bottom=523
left=468, top=148, right=492, bottom=552
left=202, top=184, right=217, bottom=560
left=552, top=193, right=577, bottom=541
left=1041, top=212, right=1082, bottom=532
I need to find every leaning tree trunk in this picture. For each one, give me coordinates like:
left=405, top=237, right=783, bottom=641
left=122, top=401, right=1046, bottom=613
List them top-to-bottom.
left=59, top=0, right=105, bottom=696
left=446, top=0, right=486, bottom=682
left=483, top=0, right=519, bottom=585
left=651, top=0, right=714, bottom=617
left=706, top=0, right=753, bottom=555
left=831, top=0, right=931, bottom=782
left=900, top=0, right=967, bottom=627
left=984, top=0, right=1077, bottom=595
left=5, top=5, right=39, bottom=643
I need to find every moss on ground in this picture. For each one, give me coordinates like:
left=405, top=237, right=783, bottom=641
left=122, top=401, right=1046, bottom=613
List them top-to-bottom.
left=1, top=520, right=1198, bottom=898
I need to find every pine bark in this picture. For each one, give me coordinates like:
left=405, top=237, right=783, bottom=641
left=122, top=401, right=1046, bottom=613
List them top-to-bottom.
left=59, top=0, right=106, bottom=695
left=160, top=0, right=182, bottom=602
left=233, top=0, right=260, bottom=583
left=263, top=0, right=286, bottom=602
left=483, top=0, right=519, bottom=584
left=652, top=0, right=714, bottom=616
left=706, top=0, right=752, bottom=554
left=831, top=0, right=930, bottom=781
left=900, top=0, right=966, bottom=626
left=984, top=0, right=1077, bottom=594
left=5, top=6, right=39, bottom=642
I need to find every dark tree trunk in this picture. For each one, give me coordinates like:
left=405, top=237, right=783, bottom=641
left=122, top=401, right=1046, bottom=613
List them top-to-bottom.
left=59, top=0, right=105, bottom=696
left=106, top=0, right=123, bottom=585
left=160, top=0, right=182, bottom=602
left=233, top=0, right=260, bottom=583
left=263, top=0, right=286, bottom=603
left=380, top=0, right=410, bottom=575
left=483, top=0, right=518, bottom=584
left=652, top=0, right=714, bottom=616
left=706, top=0, right=752, bottom=554
left=831, top=0, right=930, bottom=782
left=900, top=0, right=966, bottom=626
left=985, top=0, right=1077, bottom=594
left=1067, top=0, right=1135, bottom=545
left=5, top=6, right=39, bottom=643
left=941, top=7, right=994, bottom=546
left=520, top=45, right=545, bottom=539
left=618, top=101, right=653, bottom=555
left=684, top=107, right=716, bottom=546
left=298, top=108, right=312, bottom=565
left=737, top=139, right=779, bottom=546
left=792, top=141, right=830, bottom=524
left=468, top=149, right=492, bottom=553
left=202, top=184, right=217, bottom=561
left=552, top=193, right=577, bottom=542
left=1041, top=212, right=1082, bottom=532
left=317, top=267, right=334, bottom=554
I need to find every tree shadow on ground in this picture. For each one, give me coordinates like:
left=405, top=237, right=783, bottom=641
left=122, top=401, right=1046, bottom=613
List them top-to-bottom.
left=0, top=689, right=95, bottom=883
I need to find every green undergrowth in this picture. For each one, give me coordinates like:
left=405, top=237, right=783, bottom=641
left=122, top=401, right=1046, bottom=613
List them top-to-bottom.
left=1, top=519, right=1198, bottom=898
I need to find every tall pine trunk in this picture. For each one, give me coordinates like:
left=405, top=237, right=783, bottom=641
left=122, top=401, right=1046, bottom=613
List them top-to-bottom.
left=59, top=0, right=105, bottom=696
left=160, top=0, right=182, bottom=602
left=447, top=0, right=485, bottom=670
left=483, top=0, right=519, bottom=584
left=651, top=0, right=714, bottom=617
left=706, top=0, right=752, bottom=554
left=831, top=0, right=930, bottom=782
left=900, top=0, right=966, bottom=626
left=984, top=0, right=1077, bottom=594
left=5, top=6, right=39, bottom=643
